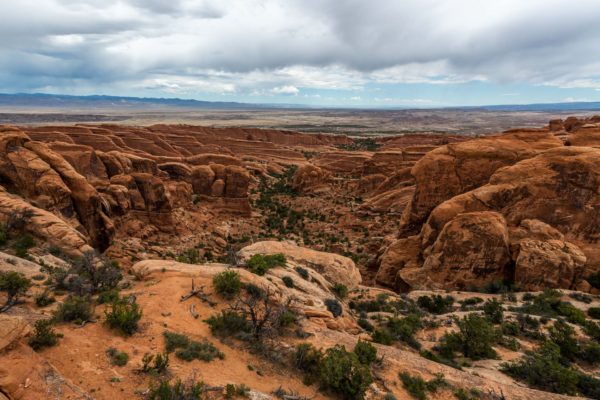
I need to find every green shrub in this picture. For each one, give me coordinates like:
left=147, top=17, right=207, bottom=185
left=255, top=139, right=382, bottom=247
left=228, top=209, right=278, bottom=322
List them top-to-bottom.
left=14, top=233, right=35, bottom=257
left=176, top=248, right=201, bottom=264
left=70, top=253, right=122, bottom=294
left=246, top=253, right=286, bottom=275
left=295, top=266, right=309, bottom=280
left=0, top=270, right=31, bottom=306
left=213, top=270, right=242, bottom=299
left=282, top=276, right=294, bottom=288
left=244, top=283, right=265, bottom=300
left=332, top=283, right=348, bottom=299
left=97, top=288, right=120, bottom=304
left=34, top=290, right=56, bottom=307
left=569, top=292, right=593, bottom=304
left=417, top=295, right=454, bottom=314
left=53, top=296, right=93, bottom=324
left=459, top=297, right=483, bottom=310
left=325, top=298, right=343, bottom=317
left=483, top=298, right=504, bottom=324
left=105, top=300, right=142, bottom=335
left=588, top=307, right=600, bottom=319
left=278, top=309, right=297, bottom=327
left=205, top=310, right=251, bottom=337
left=385, top=314, right=422, bottom=349
left=438, top=314, right=497, bottom=360
left=357, top=318, right=374, bottom=332
left=28, top=319, right=62, bottom=350
left=548, top=320, right=579, bottom=362
left=371, top=328, right=394, bottom=345
left=163, top=330, right=224, bottom=362
left=164, top=331, right=190, bottom=352
left=176, top=340, right=224, bottom=362
left=353, top=340, right=377, bottom=365
left=501, top=342, right=580, bottom=395
left=580, top=342, right=600, bottom=365
left=294, top=343, right=323, bottom=379
left=319, top=345, right=372, bottom=400
left=106, top=347, right=129, bottom=366
left=142, top=351, right=169, bottom=374
left=399, top=372, right=448, bottom=400
left=148, top=379, right=204, bottom=400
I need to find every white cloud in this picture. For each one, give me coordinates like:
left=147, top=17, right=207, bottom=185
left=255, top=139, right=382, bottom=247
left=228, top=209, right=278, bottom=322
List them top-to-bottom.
left=1, top=0, right=600, bottom=98
left=270, top=85, right=300, bottom=95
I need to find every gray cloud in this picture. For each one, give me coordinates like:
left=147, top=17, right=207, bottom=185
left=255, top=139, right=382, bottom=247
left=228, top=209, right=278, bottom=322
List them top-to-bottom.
left=1, top=0, right=600, bottom=95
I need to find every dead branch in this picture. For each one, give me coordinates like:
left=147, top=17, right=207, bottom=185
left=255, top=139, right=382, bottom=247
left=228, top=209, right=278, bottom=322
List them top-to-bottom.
left=190, top=304, right=199, bottom=319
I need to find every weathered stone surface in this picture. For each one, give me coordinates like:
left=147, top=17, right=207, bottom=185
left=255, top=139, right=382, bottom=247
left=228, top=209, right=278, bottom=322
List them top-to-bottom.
left=238, top=241, right=362, bottom=289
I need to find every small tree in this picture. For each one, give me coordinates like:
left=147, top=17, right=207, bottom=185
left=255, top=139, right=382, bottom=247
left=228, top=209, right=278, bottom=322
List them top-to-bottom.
left=0, top=271, right=31, bottom=312
left=231, top=285, right=294, bottom=341
left=483, top=298, right=504, bottom=324
left=319, top=345, right=372, bottom=400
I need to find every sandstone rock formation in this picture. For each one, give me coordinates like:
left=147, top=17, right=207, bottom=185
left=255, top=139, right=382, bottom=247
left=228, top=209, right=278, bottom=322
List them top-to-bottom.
left=377, top=134, right=600, bottom=292
left=238, top=240, right=361, bottom=289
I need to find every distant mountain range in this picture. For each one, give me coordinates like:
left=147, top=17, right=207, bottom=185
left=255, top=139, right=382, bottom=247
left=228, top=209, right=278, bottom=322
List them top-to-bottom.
left=1, top=92, right=600, bottom=112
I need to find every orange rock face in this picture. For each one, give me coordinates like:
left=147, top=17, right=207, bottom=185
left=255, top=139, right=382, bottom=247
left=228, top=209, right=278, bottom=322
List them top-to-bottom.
left=376, top=119, right=600, bottom=292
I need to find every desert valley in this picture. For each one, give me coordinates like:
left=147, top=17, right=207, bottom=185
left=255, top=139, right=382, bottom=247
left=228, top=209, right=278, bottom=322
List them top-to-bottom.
left=1, top=114, right=600, bottom=400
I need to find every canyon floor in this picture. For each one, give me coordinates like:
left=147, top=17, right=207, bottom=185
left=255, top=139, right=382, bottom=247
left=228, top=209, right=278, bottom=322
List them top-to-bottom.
left=1, top=114, right=600, bottom=400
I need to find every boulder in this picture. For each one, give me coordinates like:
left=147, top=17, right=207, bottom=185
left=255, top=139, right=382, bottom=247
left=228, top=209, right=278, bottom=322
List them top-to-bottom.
left=292, top=164, right=331, bottom=194
left=400, top=212, right=511, bottom=290
left=514, top=239, right=586, bottom=291
left=238, top=241, right=362, bottom=289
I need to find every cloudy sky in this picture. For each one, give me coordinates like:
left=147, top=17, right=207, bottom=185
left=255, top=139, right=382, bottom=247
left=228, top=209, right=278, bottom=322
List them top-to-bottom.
left=2, top=0, right=600, bottom=107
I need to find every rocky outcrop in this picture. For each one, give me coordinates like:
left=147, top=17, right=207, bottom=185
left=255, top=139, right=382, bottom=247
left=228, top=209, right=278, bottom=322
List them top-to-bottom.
left=399, top=130, right=563, bottom=235
left=378, top=144, right=600, bottom=292
left=292, top=164, right=331, bottom=194
left=0, top=188, right=92, bottom=257
left=401, top=212, right=511, bottom=290
left=238, top=241, right=362, bottom=289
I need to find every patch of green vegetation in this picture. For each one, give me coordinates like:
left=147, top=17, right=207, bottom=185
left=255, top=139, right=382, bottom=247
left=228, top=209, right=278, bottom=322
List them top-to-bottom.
left=336, top=138, right=381, bottom=152
left=13, top=233, right=35, bottom=258
left=176, top=248, right=202, bottom=264
left=246, top=253, right=286, bottom=275
left=295, top=266, right=309, bottom=280
left=213, top=269, right=242, bottom=299
left=0, top=270, right=31, bottom=310
left=282, top=276, right=295, bottom=288
left=332, top=283, right=349, bottom=299
left=513, top=289, right=586, bottom=325
left=34, top=290, right=56, bottom=307
left=417, top=294, right=454, bottom=314
left=53, top=295, right=93, bottom=324
left=325, top=298, right=343, bottom=317
left=483, top=298, right=504, bottom=324
left=105, top=299, right=142, bottom=336
left=589, top=307, right=600, bottom=320
left=205, top=310, right=251, bottom=338
left=372, top=314, right=422, bottom=349
left=437, top=314, right=497, bottom=360
left=28, top=319, right=62, bottom=350
left=163, top=331, right=224, bottom=362
left=353, top=340, right=378, bottom=365
left=501, top=341, right=600, bottom=397
left=319, top=345, right=373, bottom=400
left=106, top=347, right=129, bottom=366
left=141, top=352, right=169, bottom=375
left=399, top=372, right=448, bottom=400
left=147, top=379, right=204, bottom=400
